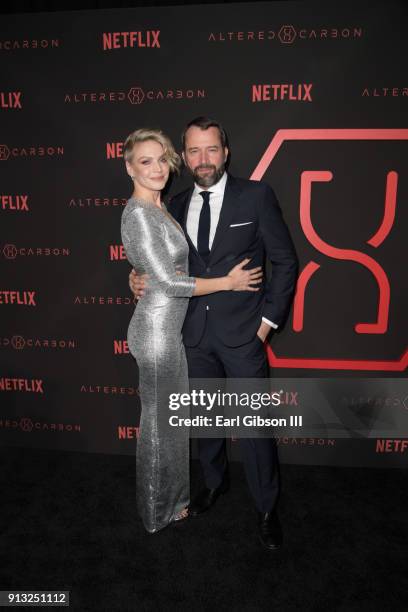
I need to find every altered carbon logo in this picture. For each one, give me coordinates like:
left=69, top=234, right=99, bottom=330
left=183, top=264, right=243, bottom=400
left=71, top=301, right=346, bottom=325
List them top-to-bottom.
left=209, top=24, right=363, bottom=44
left=0, top=38, right=60, bottom=51
left=64, top=86, right=205, bottom=105
left=362, top=87, right=408, bottom=98
left=251, top=128, right=408, bottom=372
left=0, top=145, right=63, bottom=160
left=68, top=197, right=127, bottom=209
left=2, top=244, right=70, bottom=258
left=74, top=295, right=135, bottom=305
left=0, top=335, right=76, bottom=350
left=80, top=384, right=139, bottom=395
left=0, top=417, right=80, bottom=433
left=232, top=436, right=336, bottom=446
left=276, top=437, right=336, bottom=447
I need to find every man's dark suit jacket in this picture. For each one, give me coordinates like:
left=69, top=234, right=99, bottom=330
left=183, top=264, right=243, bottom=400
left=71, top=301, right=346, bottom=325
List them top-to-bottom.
left=168, top=174, right=298, bottom=348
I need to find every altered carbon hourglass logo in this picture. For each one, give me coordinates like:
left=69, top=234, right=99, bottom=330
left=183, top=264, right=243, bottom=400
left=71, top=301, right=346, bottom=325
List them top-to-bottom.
left=251, top=129, right=408, bottom=372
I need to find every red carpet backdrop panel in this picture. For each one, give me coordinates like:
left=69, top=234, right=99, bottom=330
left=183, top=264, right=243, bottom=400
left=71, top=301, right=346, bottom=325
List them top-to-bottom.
left=0, top=0, right=407, bottom=467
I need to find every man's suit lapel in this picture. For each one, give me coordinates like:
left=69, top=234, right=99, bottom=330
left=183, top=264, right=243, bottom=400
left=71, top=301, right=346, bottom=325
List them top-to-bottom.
left=209, top=174, right=241, bottom=261
left=181, top=186, right=194, bottom=229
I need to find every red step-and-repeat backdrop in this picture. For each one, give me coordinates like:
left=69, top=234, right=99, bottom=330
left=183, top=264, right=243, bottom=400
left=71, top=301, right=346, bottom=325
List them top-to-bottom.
left=1, top=1, right=407, bottom=467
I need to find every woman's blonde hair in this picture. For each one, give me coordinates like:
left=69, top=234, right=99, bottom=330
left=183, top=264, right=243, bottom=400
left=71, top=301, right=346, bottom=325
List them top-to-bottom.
left=123, top=128, right=181, bottom=173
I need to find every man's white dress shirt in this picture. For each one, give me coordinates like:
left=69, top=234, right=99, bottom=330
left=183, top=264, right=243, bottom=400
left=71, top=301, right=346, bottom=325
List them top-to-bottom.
left=186, top=172, right=277, bottom=330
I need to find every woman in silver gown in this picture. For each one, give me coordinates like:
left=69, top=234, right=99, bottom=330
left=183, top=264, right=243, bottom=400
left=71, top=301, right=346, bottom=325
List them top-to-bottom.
left=120, top=129, right=262, bottom=533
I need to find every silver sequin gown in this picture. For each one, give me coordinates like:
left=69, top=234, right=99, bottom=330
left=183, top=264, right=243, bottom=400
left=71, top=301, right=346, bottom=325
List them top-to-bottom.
left=121, top=197, right=196, bottom=533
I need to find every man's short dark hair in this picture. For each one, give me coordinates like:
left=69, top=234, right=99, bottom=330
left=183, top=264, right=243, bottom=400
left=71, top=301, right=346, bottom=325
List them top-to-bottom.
left=181, top=116, right=229, bottom=150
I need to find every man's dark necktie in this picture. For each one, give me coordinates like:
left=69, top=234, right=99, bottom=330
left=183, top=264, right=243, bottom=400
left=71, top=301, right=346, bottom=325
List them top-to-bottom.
left=197, top=190, right=212, bottom=262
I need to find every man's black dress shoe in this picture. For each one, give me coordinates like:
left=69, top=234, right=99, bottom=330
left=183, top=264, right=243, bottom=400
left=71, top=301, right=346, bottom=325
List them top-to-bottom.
left=188, top=481, right=229, bottom=516
left=257, top=511, right=282, bottom=550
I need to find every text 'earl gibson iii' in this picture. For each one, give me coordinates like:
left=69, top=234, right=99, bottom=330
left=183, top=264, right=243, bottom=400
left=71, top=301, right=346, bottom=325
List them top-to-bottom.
left=168, top=415, right=303, bottom=428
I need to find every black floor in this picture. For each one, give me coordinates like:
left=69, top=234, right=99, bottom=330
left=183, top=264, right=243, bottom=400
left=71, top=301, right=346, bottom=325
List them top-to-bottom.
left=1, top=447, right=407, bottom=611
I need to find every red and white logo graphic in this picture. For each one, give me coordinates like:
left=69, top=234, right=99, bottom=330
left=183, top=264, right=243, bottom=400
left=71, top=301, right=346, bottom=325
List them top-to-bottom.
left=251, top=128, right=408, bottom=371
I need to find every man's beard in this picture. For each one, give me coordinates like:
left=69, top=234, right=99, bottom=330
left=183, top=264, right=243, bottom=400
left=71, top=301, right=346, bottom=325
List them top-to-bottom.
left=191, top=163, right=225, bottom=188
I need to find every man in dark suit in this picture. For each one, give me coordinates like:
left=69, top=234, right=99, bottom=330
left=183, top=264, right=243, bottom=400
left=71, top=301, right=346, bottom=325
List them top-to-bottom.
left=129, top=117, right=298, bottom=550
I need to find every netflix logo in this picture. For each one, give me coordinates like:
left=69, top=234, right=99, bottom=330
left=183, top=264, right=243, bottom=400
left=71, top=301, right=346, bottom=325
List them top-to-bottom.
left=102, top=31, right=160, bottom=50
left=252, top=83, right=313, bottom=102
left=0, top=92, right=22, bottom=109
left=107, top=142, right=123, bottom=159
left=1, top=195, right=29, bottom=211
left=110, top=245, right=127, bottom=261
left=0, top=290, right=36, bottom=305
left=114, top=340, right=129, bottom=354
left=0, top=377, right=44, bottom=393
left=118, top=425, right=140, bottom=439
left=376, top=439, right=408, bottom=453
